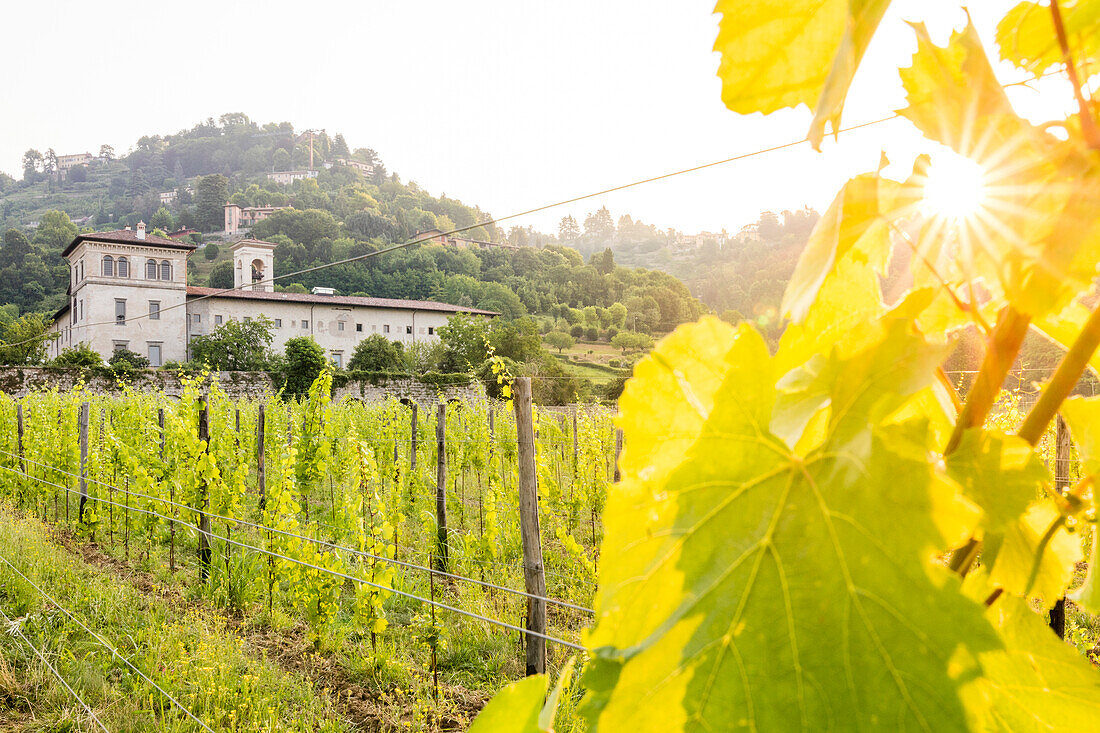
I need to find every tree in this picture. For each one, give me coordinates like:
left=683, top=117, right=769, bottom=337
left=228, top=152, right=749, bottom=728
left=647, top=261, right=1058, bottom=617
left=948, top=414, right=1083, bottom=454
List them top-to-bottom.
left=332, top=133, right=350, bottom=158
left=99, top=144, right=115, bottom=161
left=273, top=148, right=291, bottom=171
left=21, top=149, right=43, bottom=176
left=44, top=149, right=58, bottom=174
left=194, top=174, right=229, bottom=231
left=151, top=206, right=174, bottom=232
left=583, top=206, right=615, bottom=243
left=32, top=210, right=78, bottom=252
left=558, top=215, right=581, bottom=242
left=1, top=229, right=33, bottom=269
left=204, top=243, right=220, bottom=261
left=593, top=247, right=615, bottom=275
left=208, top=261, right=233, bottom=288
left=437, top=312, right=491, bottom=372
left=0, top=313, right=50, bottom=365
left=190, top=317, right=274, bottom=371
left=570, top=324, right=585, bottom=338
left=610, top=330, right=653, bottom=354
left=544, top=331, right=575, bottom=354
left=348, top=334, right=405, bottom=372
left=283, top=337, right=327, bottom=395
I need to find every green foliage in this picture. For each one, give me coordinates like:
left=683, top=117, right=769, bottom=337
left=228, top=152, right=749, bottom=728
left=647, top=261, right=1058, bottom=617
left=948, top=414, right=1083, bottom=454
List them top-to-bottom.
left=195, top=174, right=229, bottom=232
left=204, top=242, right=220, bottom=260
left=208, top=260, right=233, bottom=288
left=0, top=312, right=51, bottom=365
left=189, top=316, right=275, bottom=371
left=609, top=330, right=652, bottom=354
left=544, top=331, right=575, bottom=354
left=347, top=334, right=404, bottom=372
left=283, top=337, right=327, bottom=395
left=50, top=342, right=103, bottom=368
left=108, top=348, right=150, bottom=371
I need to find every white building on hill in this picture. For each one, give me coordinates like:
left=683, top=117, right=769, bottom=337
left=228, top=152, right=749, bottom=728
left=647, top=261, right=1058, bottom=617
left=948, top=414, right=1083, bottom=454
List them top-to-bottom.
left=48, top=226, right=495, bottom=368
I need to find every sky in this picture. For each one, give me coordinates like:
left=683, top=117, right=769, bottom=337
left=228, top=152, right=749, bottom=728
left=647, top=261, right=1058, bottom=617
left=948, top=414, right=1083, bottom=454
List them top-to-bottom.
left=0, top=1, right=1077, bottom=236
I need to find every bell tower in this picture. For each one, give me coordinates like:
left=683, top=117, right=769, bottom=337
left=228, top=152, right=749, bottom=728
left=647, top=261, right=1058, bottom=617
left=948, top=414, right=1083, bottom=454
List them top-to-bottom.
left=231, top=239, right=277, bottom=292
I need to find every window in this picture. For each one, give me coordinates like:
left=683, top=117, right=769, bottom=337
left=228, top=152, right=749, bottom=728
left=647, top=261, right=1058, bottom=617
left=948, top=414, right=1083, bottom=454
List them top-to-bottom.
left=103, top=256, right=114, bottom=276
left=117, top=257, right=129, bottom=278
left=146, top=259, right=157, bottom=279
left=160, top=260, right=171, bottom=281
left=72, top=297, right=77, bottom=321
left=115, top=299, right=126, bottom=325
left=78, top=300, right=83, bottom=321
left=149, top=301, right=160, bottom=320
left=192, top=313, right=200, bottom=325
left=215, top=315, right=223, bottom=325
left=244, top=316, right=251, bottom=323
left=274, top=318, right=282, bottom=328
left=301, top=320, right=308, bottom=329
left=338, top=321, right=344, bottom=331
left=356, top=323, right=362, bottom=332
left=383, top=324, right=390, bottom=334
left=406, top=325, right=413, bottom=334
left=428, top=327, right=434, bottom=335
left=113, top=341, right=128, bottom=352
left=148, top=344, right=162, bottom=367
left=331, top=352, right=343, bottom=369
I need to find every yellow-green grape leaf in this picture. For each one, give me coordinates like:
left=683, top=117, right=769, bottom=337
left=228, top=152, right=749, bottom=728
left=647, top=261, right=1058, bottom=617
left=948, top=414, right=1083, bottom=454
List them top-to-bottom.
left=713, top=0, right=893, bottom=148
left=996, top=0, right=1100, bottom=74
left=781, top=174, right=897, bottom=324
left=1035, top=301, right=1100, bottom=378
left=583, top=317, right=997, bottom=731
left=1059, top=395, right=1100, bottom=613
left=1060, top=395, right=1100, bottom=475
left=945, top=429, right=1049, bottom=532
left=989, top=499, right=1083, bottom=609
left=964, top=591, right=1100, bottom=731
left=538, top=657, right=576, bottom=732
left=468, top=674, right=546, bottom=733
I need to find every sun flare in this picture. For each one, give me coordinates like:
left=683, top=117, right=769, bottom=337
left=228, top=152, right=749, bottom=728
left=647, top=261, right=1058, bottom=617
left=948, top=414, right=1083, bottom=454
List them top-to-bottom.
left=922, top=152, right=987, bottom=221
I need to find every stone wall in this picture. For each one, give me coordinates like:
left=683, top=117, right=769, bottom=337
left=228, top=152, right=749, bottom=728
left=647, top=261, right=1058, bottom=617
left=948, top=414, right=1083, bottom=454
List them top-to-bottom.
left=0, top=367, right=483, bottom=405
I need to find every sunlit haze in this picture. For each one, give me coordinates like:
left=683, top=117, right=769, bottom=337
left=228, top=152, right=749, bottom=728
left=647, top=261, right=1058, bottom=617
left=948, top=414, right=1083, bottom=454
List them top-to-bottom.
left=0, top=0, right=1076, bottom=235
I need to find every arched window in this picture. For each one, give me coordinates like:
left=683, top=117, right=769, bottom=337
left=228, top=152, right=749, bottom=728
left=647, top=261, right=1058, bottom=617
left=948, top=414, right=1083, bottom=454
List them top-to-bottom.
left=102, top=256, right=114, bottom=276
left=117, top=257, right=129, bottom=278
left=251, top=258, right=264, bottom=283
left=146, top=259, right=158, bottom=279
left=160, top=260, right=171, bottom=281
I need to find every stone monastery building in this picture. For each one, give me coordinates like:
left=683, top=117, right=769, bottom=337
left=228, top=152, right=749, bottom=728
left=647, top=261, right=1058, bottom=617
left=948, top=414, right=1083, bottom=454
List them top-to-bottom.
left=48, top=222, right=495, bottom=367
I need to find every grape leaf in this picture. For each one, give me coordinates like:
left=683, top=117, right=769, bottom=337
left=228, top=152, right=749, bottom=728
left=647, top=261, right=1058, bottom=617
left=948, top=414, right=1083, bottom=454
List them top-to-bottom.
left=713, top=0, right=892, bottom=148
left=996, top=0, right=1100, bottom=75
left=781, top=174, right=898, bottom=323
left=583, top=317, right=998, bottom=731
left=1058, top=396, right=1100, bottom=613
left=945, top=429, right=1048, bottom=532
left=989, top=499, right=1082, bottom=609
left=958, top=584, right=1100, bottom=731
left=468, top=675, right=545, bottom=733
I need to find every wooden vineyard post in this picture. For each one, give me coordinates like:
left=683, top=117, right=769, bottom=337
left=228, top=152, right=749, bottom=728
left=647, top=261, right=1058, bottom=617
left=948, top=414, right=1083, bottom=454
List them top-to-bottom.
left=513, top=377, right=547, bottom=676
left=197, top=398, right=212, bottom=582
left=78, top=402, right=89, bottom=531
left=410, top=402, right=418, bottom=470
left=435, top=402, right=448, bottom=572
left=16, top=403, right=24, bottom=476
left=257, top=404, right=267, bottom=511
left=573, top=406, right=579, bottom=469
left=1050, top=415, right=1072, bottom=639
left=613, top=428, right=624, bottom=483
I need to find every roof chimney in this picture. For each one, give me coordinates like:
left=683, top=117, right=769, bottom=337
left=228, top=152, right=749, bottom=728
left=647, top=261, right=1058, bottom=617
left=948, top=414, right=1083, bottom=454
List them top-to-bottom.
left=136, top=221, right=146, bottom=240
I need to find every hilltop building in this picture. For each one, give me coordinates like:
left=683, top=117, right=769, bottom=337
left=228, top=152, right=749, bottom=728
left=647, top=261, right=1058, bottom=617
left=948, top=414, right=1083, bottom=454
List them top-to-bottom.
left=57, top=152, right=94, bottom=171
left=331, top=158, right=374, bottom=175
left=266, top=170, right=318, bottom=185
left=224, top=203, right=291, bottom=235
left=48, top=226, right=495, bottom=368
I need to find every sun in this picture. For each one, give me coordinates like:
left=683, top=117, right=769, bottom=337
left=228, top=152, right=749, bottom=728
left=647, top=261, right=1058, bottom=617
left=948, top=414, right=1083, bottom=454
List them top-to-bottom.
left=921, top=151, right=987, bottom=221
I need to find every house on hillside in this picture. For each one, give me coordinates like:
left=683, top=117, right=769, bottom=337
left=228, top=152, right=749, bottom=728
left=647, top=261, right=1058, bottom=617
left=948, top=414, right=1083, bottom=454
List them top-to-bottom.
left=57, top=152, right=94, bottom=171
left=331, top=158, right=375, bottom=175
left=266, top=170, right=318, bottom=185
left=224, top=203, right=291, bottom=235
left=47, top=225, right=496, bottom=368
left=412, top=229, right=518, bottom=251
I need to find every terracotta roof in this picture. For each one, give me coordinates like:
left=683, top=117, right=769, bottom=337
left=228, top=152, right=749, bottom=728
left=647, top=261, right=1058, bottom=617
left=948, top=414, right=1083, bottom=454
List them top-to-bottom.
left=62, top=229, right=200, bottom=257
left=186, top=286, right=498, bottom=315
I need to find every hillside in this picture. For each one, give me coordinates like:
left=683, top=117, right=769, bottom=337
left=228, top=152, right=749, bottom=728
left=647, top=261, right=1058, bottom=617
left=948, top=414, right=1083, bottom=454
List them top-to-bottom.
left=0, top=115, right=705, bottom=341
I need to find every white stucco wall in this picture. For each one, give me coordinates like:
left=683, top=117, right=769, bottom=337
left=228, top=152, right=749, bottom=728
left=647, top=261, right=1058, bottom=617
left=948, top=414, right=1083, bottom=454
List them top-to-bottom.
left=50, top=239, right=190, bottom=365
left=186, top=297, right=455, bottom=367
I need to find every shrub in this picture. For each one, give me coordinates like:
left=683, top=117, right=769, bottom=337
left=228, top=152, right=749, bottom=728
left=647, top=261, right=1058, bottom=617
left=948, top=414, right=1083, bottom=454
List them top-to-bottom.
left=204, top=242, right=220, bottom=260
left=569, top=324, right=584, bottom=339
left=585, top=326, right=599, bottom=341
left=605, top=327, right=619, bottom=342
left=348, top=334, right=405, bottom=372
left=283, top=337, right=326, bottom=395
left=50, top=343, right=102, bottom=368
left=108, top=348, right=150, bottom=375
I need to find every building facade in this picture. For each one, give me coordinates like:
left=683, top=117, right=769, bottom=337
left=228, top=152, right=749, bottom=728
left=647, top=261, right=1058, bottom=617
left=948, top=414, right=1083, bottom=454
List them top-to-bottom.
left=57, top=152, right=94, bottom=171
left=265, top=170, right=318, bottom=185
left=224, top=204, right=290, bottom=235
left=48, top=231, right=495, bottom=368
